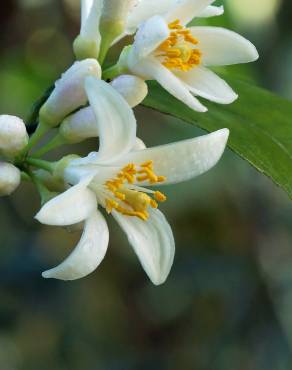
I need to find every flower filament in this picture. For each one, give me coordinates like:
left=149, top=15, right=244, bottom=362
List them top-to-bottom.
left=157, top=19, right=202, bottom=71
left=105, top=161, right=166, bottom=221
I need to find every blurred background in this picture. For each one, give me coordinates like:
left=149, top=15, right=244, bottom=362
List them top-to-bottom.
left=0, top=0, right=292, bottom=369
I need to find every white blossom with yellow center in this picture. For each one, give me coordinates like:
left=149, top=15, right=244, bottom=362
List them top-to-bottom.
left=121, top=0, right=259, bottom=112
left=36, top=77, right=229, bottom=285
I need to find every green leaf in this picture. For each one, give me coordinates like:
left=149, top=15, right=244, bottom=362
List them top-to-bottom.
left=143, top=73, right=292, bottom=199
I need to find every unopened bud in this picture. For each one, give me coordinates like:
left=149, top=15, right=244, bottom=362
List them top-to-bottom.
left=73, top=0, right=102, bottom=60
left=99, top=0, right=136, bottom=62
left=101, top=0, right=135, bottom=23
left=39, top=59, right=101, bottom=127
left=111, top=75, right=148, bottom=107
left=60, top=107, right=98, bottom=144
left=0, top=115, right=29, bottom=157
left=0, top=162, right=21, bottom=196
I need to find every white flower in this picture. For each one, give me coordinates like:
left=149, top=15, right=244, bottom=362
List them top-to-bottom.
left=119, top=0, right=259, bottom=112
left=39, top=59, right=101, bottom=127
left=59, top=75, right=147, bottom=144
left=35, top=77, right=229, bottom=285
left=0, top=115, right=29, bottom=157
left=0, top=162, right=21, bottom=196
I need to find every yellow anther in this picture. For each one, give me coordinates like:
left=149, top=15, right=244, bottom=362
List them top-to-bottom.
left=168, top=19, right=183, bottom=30
left=157, top=20, right=202, bottom=71
left=141, top=160, right=154, bottom=169
left=104, top=161, right=167, bottom=221
left=157, top=176, right=166, bottom=183
left=114, top=191, right=126, bottom=201
left=154, top=191, right=167, bottom=202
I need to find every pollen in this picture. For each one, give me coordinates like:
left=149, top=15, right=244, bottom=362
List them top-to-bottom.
left=156, top=19, right=202, bottom=72
left=104, top=162, right=167, bottom=221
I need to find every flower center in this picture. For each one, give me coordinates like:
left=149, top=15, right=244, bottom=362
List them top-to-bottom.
left=157, top=19, right=202, bottom=71
left=104, top=161, right=167, bottom=221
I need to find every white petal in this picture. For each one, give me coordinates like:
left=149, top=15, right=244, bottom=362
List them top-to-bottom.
left=126, top=0, right=177, bottom=34
left=166, top=0, right=216, bottom=25
left=198, top=5, right=224, bottom=18
left=133, top=16, right=169, bottom=60
left=190, top=27, right=259, bottom=66
left=129, top=57, right=207, bottom=112
left=175, top=66, right=238, bottom=104
left=111, top=75, right=148, bottom=107
left=85, top=77, right=137, bottom=163
left=117, top=129, right=229, bottom=185
left=133, top=138, right=147, bottom=151
left=35, top=176, right=97, bottom=226
left=113, top=208, right=175, bottom=285
left=42, top=210, right=109, bottom=281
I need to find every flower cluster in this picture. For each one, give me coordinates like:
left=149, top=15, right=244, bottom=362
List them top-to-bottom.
left=0, top=0, right=258, bottom=285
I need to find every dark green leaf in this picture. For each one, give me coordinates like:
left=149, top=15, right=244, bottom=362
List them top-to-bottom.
left=143, top=74, right=292, bottom=199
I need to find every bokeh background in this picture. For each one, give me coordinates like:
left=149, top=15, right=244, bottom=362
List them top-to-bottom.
left=0, top=0, right=292, bottom=369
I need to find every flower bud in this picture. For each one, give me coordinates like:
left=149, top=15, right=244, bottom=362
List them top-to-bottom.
left=73, top=0, right=102, bottom=60
left=99, top=0, right=137, bottom=61
left=101, top=0, right=136, bottom=23
left=39, top=59, right=101, bottom=128
left=111, top=75, right=148, bottom=107
left=60, top=107, right=98, bottom=144
left=0, top=115, right=29, bottom=157
left=0, top=162, right=21, bottom=196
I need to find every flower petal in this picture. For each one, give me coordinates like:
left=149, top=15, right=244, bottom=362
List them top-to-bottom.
left=81, top=0, right=102, bottom=38
left=126, top=0, right=177, bottom=34
left=166, top=0, right=216, bottom=26
left=198, top=5, right=224, bottom=18
left=133, top=16, right=169, bottom=60
left=190, top=26, right=259, bottom=66
left=129, top=57, right=207, bottom=112
left=175, top=66, right=238, bottom=104
left=85, top=77, right=137, bottom=163
left=116, top=129, right=229, bottom=185
left=35, top=176, right=97, bottom=226
left=113, top=208, right=175, bottom=285
left=42, top=210, right=109, bottom=281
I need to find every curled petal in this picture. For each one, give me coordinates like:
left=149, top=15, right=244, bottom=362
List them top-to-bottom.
left=166, top=0, right=216, bottom=26
left=133, top=15, right=169, bottom=60
left=190, top=27, right=259, bottom=66
left=129, top=57, right=207, bottom=112
left=175, top=66, right=238, bottom=104
left=85, top=77, right=137, bottom=163
left=117, top=129, right=230, bottom=185
left=35, top=176, right=96, bottom=226
left=113, top=208, right=175, bottom=285
left=42, top=210, right=109, bottom=280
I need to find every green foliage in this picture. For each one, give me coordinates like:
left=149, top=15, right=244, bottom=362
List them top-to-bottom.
left=144, top=73, right=292, bottom=199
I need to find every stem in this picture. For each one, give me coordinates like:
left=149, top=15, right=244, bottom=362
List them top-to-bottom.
left=102, top=64, right=122, bottom=80
left=25, top=121, right=50, bottom=154
left=32, top=133, right=65, bottom=158
left=26, top=157, right=55, bottom=173
left=29, top=171, right=57, bottom=205
left=21, top=172, right=31, bottom=182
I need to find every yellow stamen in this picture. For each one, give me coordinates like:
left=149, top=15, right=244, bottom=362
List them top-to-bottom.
left=157, top=20, right=202, bottom=71
left=104, top=162, right=167, bottom=221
